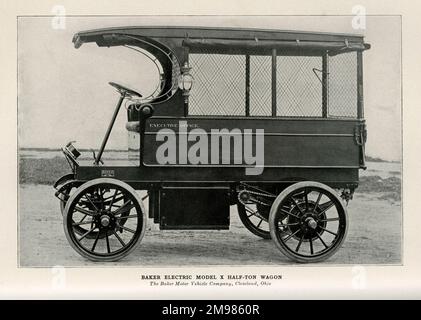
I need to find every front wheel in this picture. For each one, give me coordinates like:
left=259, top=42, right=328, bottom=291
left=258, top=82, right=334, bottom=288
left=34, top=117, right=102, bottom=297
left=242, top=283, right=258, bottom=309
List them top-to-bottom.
left=63, top=178, right=146, bottom=262
left=269, top=181, right=348, bottom=263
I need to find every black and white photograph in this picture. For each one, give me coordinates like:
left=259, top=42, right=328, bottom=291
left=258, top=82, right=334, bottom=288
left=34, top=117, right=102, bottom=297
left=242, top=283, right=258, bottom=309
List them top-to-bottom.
left=16, top=14, right=402, bottom=268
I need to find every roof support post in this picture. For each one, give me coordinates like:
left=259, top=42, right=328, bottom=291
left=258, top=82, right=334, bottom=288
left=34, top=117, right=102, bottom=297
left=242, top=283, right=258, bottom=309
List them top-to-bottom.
left=183, top=47, right=190, bottom=117
left=271, top=48, right=277, bottom=116
left=322, top=52, right=329, bottom=118
left=245, top=54, right=250, bottom=116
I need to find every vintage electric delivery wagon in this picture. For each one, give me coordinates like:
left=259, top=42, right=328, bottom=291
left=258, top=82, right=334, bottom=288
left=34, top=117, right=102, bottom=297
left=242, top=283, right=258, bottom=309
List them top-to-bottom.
left=54, top=26, right=370, bottom=263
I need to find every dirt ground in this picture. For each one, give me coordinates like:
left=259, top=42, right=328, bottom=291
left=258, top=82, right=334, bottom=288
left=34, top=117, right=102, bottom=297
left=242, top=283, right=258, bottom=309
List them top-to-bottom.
left=18, top=184, right=401, bottom=267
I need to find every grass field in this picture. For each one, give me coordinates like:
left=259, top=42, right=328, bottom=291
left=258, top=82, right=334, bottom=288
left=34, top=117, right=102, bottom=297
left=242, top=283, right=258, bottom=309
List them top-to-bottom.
left=19, top=157, right=69, bottom=185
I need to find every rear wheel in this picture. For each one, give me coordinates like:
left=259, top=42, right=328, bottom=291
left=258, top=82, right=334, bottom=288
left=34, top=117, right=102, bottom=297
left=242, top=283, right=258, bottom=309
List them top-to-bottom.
left=63, top=178, right=146, bottom=262
left=269, top=181, right=348, bottom=263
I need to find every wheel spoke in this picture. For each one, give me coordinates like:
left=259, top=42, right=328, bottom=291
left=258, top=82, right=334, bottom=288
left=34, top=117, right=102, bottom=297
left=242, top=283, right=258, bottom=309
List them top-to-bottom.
left=98, top=186, right=104, bottom=198
left=97, top=188, right=107, bottom=209
left=304, top=188, right=309, bottom=211
left=108, top=189, right=118, bottom=210
left=292, top=190, right=305, bottom=199
left=102, top=191, right=122, bottom=201
left=313, top=192, right=322, bottom=213
left=85, top=194, right=99, bottom=211
left=142, top=194, right=149, bottom=201
left=105, top=195, right=125, bottom=205
left=290, top=198, right=304, bottom=214
left=78, top=200, right=91, bottom=208
left=113, top=200, right=135, bottom=216
left=317, top=201, right=335, bottom=217
left=74, top=206, right=96, bottom=216
left=245, top=207, right=257, bottom=217
left=245, top=207, right=255, bottom=214
left=280, top=209, right=300, bottom=219
left=78, top=214, right=88, bottom=224
left=115, top=214, right=138, bottom=220
left=319, top=217, right=339, bottom=222
left=256, top=219, right=263, bottom=228
left=72, top=220, right=94, bottom=226
left=278, top=222, right=300, bottom=227
left=120, top=225, right=136, bottom=234
left=319, top=226, right=338, bottom=236
left=78, top=227, right=96, bottom=241
left=282, top=229, right=300, bottom=243
left=113, top=231, right=126, bottom=247
left=91, top=232, right=100, bottom=252
left=105, top=232, right=111, bottom=253
left=316, top=232, right=328, bottom=248
left=295, top=234, right=305, bottom=252
left=309, top=238, right=314, bottom=255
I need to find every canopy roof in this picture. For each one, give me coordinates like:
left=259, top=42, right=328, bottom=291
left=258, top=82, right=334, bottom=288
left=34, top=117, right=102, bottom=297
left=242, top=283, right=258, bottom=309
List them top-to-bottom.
left=73, top=26, right=370, bottom=55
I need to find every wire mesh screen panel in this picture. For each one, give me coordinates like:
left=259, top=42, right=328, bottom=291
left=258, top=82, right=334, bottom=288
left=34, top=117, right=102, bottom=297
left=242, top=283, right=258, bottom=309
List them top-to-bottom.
left=189, top=52, right=246, bottom=116
left=328, top=52, right=358, bottom=118
left=249, top=55, right=272, bottom=116
left=276, top=55, right=323, bottom=117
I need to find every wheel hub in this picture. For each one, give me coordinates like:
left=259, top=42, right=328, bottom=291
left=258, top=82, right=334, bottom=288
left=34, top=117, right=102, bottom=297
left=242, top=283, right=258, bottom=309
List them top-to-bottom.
left=284, top=201, right=327, bottom=241
left=94, top=211, right=116, bottom=230
left=100, top=215, right=111, bottom=227
left=305, top=217, right=317, bottom=230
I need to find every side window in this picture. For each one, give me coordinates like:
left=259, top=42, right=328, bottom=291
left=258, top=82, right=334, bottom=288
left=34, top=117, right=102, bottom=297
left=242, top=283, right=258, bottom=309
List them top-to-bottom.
left=189, top=52, right=245, bottom=116
left=328, top=52, right=358, bottom=118
left=249, top=55, right=272, bottom=116
left=276, top=56, right=323, bottom=117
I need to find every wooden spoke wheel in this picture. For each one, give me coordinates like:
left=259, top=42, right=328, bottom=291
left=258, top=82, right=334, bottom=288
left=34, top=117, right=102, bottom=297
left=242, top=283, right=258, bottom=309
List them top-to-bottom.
left=63, top=178, right=146, bottom=262
left=59, top=180, right=130, bottom=240
left=269, top=181, right=348, bottom=263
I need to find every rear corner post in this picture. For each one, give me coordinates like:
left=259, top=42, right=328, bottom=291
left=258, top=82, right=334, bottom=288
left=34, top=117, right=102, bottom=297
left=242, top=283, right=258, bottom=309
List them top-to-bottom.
left=357, top=51, right=364, bottom=119
left=357, top=51, right=366, bottom=169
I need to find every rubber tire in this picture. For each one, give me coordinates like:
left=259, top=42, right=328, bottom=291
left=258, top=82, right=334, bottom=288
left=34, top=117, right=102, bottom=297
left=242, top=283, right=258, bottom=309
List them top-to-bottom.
left=63, top=178, right=146, bottom=262
left=269, top=181, right=348, bottom=263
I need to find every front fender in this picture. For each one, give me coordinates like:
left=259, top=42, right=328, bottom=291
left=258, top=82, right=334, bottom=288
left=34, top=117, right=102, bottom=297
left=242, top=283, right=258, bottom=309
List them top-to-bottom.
left=53, top=173, right=75, bottom=189
left=54, top=179, right=83, bottom=202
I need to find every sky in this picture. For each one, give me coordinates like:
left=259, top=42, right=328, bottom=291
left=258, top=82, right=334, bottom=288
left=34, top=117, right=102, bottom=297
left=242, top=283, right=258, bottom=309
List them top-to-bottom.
left=18, top=16, right=401, bottom=161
